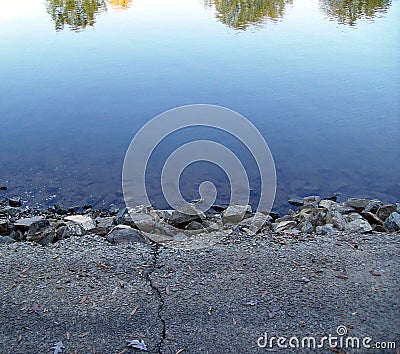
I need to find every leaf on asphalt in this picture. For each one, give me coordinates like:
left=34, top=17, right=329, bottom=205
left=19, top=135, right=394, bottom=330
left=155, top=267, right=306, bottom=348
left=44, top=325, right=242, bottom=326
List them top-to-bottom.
left=53, top=254, right=59, bottom=259
left=187, top=265, right=192, bottom=270
left=369, top=270, right=382, bottom=276
left=215, top=272, right=220, bottom=279
left=335, top=274, right=348, bottom=279
left=119, top=280, right=125, bottom=288
left=8, top=282, right=17, bottom=290
left=165, top=286, right=170, bottom=295
left=79, top=295, right=88, bottom=304
left=130, top=306, right=138, bottom=316
left=208, top=306, right=212, bottom=316
left=232, top=317, right=237, bottom=326
left=345, top=324, right=358, bottom=329
left=66, top=331, right=71, bottom=340
left=78, top=332, right=89, bottom=338
left=15, top=334, right=22, bottom=347
left=126, top=339, right=148, bottom=351
left=51, top=341, right=64, bottom=354
left=176, top=349, right=185, bottom=354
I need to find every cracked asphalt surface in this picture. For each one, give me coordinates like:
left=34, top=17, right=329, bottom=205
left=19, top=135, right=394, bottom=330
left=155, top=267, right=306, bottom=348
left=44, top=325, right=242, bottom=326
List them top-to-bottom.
left=0, top=232, right=399, bottom=353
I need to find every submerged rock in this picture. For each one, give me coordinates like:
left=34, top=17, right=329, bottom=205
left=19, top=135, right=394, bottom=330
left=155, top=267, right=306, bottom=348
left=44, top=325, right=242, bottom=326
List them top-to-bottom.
left=8, top=197, right=22, bottom=207
left=0, top=236, right=15, bottom=244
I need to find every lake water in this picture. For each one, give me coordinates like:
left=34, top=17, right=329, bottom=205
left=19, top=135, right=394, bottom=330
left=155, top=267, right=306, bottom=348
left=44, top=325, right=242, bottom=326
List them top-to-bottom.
left=0, top=0, right=399, bottom=212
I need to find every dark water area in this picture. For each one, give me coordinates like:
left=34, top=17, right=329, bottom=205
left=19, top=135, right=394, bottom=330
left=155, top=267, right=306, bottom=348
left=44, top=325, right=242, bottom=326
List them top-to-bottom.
left=0, top=0, right=399, bottom=213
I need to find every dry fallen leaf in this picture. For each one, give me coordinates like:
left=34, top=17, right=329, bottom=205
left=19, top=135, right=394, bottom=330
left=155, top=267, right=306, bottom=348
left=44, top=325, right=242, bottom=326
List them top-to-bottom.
left=53, top=254, right=59, bottom=259
left=187, top=265, right=192, bottom=270
left=369, top=270, right=382, bottom=276
left=335, top=274, right=348, bottom=279
left=119, top=280, right=125, bottom=288
left=8, top=282, right=17, bottom=290
left=165, top=286, right=170, bottom=295
left=79, top=295, right=88, bottom=304
left=130, top=306, right=138, bottom=316
left=208, top=306, right=212, bottom=316
left=232, top=317, right=237, bottom=326
left=66, top=331, right=71, bottom=340
left=78, top=332, right=89, bottom=338
left=15, top=334, right=22, bottom=347
left=176, top=349, right=185, bottom=354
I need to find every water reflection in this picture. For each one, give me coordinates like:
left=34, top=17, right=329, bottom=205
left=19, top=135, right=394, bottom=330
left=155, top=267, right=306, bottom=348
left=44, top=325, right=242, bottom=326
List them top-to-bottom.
left=45, top=0, right=107, bottom=31
left=106, top=0, right=132, bottom=10
left=205, top=0, right=293, bottom=30
left=320, top=0, right=392, bottom=26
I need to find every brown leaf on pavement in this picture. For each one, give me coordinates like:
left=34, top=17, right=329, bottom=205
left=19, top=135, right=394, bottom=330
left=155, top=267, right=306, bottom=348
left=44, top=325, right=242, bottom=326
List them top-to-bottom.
left=369, top=270, right=382, bottom=276
left=335, top=274, right=348, bottom=279
left=165, top=286, right=170, bottom=295
left=79, top=295, right=88, bottom=304
left=130, top=306, right=138, bottom=316
left=208, top=306, right=212, bottom=316
left=232, top=317, right=237, bottom=326
left=66, top=331, right=71, bottom=340
left=78, top=332, right=89, bottom=338
left=176, top=349, right=185, bottom=354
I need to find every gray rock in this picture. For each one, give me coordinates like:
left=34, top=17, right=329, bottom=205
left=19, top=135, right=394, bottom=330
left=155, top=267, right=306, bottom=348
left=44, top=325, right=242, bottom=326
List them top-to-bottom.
left=303, top=196, right=321, bottom=208
left=8, top=197, right=22, bottom=207
left=345, top=198, right=370, bottom=210
left=319, top=200, right=338, bottom=211
left=364, top=200, right=383, bottom=214
left=169, top=204, right=205, bottom=228
left=222, top=205, right=252, bottom=224
left=377, top=205, right=397, bottom=221
left=1, top=206, right=23, bottom=216
left=115, top=207, right=129, bottom=224
left=298, top=208, right=326, bottom=227
left=326, top=210, right=347, bottom=231
left=240, top=212, right=269, bottom=233
left=361, top=212, right=383, bottom=226
left=384, top=212, right=400, bottom=232
left=130, top=213, right=156, bottom=233
left=64, top=215, right=96, bottom=231
left=14, top=216, right=47, bottom=231
left=91, top=217, right=114, bottom=236
left=0, top=218, right=9, bottom=235
left=345, top=219, right=372, bottom=234
left=25, top=220, right=54, bottom=245
left=274, top=220, right=297, bottom=232
left=299, top=220, right=313, bottom=234
left=185, top=221, right=204, bottom=230
left=56, top=222, right=84, bottom=240
left=316, top=224, right=338, bottom=236
left=106, top=228, right=148, bottom=244
left=9, top=230, right=23, bottom=241
left=173, top=233, right=189, bottom=241
left=0, top=236, right=16, bottom=244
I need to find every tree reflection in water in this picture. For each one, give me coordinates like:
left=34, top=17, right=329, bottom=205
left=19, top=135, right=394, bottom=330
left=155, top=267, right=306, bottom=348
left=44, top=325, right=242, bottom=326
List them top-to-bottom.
left=45, top=0, right=107, bottom=31
left=106, top=0, right=132, bottom=10
left=205, top=0, right=293, bottom=30
left=320, top=0, right=392, bottom=26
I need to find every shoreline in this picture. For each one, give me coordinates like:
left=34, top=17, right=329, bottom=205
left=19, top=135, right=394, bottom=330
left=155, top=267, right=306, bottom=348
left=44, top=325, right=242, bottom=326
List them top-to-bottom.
left=0, top=193, right=399, bottom=246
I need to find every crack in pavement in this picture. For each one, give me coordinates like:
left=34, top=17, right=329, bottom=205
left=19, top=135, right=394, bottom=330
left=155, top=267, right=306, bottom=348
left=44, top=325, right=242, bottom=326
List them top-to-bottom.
left=147, top=244, right=166, bottom=354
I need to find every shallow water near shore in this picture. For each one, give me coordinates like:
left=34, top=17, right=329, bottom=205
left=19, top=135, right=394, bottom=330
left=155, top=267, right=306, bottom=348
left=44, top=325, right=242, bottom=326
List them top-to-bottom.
left=0, top=0, right=399, bottom=212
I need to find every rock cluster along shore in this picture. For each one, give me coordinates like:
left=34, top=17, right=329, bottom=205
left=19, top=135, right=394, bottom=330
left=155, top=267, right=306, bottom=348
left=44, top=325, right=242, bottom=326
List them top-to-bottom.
left=0, top=195, right=399, bottom=246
